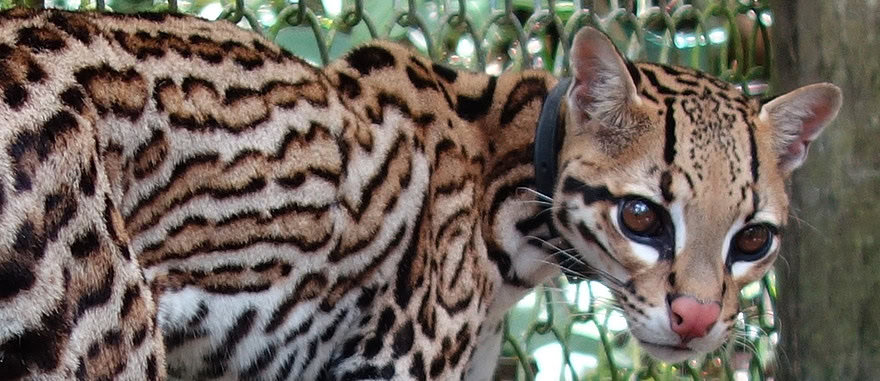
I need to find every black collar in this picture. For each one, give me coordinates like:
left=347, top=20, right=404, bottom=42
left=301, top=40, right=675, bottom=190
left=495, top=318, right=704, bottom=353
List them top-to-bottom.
left=533, top=77, right=571, bottom=203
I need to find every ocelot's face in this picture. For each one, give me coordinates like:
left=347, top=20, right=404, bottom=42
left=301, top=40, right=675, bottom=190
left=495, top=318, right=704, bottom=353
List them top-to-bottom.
left=553, top=27, right=841, bottom=362
left=553, top=96, right=785, bottom=362
left=553, top=102, right=785, bottom=361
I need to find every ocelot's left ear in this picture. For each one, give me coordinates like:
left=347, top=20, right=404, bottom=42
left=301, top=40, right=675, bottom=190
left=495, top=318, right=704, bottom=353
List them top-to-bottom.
left=568, top=27, right=642, bottom=130
left=759, top=83, right=842, bottom=174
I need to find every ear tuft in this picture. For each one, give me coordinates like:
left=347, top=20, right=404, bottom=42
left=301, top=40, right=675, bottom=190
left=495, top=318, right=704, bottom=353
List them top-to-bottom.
left=568, top=27, right=641, bottom=126
left=759, top=83, right=842, bottom=174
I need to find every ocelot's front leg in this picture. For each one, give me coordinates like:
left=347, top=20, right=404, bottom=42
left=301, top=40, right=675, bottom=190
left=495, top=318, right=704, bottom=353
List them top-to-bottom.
left=0, top=113, right=165, bottom=380
left=464, top=317, right=505, bottom=381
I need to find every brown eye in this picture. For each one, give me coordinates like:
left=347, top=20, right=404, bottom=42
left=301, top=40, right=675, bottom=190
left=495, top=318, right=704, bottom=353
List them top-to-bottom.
left=621, top=199, right=661, bottom=236
left=734, top=225, right=771, bottom=254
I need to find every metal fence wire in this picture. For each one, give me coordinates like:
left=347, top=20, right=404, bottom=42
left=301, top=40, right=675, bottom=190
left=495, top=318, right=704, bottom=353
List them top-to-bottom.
left=5, top=0, right=778, bottom=380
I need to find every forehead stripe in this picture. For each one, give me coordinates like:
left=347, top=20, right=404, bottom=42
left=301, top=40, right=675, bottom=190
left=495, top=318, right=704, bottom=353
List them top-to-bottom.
left=664, top=98, right=677, bottom=164
left=747, top=122, right=761, bottom=219
left=747, top=123, right=760, bottom=183
left=748, top=123, right=758, bottom=183
left=561, top=177, right=615, bottom=205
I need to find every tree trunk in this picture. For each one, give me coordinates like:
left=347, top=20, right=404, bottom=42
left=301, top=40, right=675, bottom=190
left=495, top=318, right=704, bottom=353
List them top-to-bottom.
left=770, top=1, right=880, bottom=380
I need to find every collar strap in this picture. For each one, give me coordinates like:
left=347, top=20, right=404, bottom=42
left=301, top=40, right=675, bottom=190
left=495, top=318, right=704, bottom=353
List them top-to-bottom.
left=534, top=77, right=571, bottom=201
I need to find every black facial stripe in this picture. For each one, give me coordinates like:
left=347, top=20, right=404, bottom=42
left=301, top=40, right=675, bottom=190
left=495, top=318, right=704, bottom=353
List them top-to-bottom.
left=663, top=98, right=677, bottom=164
left=746, top=121, right=761, bottom=221
left=746, top=127, right=760, bottom=173
left=660, top=171, right=674, bottom=203
left=560, top=176, right=614, bottom=205
left=560, top=177, right=586, bottom=194
left=745, top=192, right=760, bottom=222
left=556, top=207, right=570, bottom=228
left=571, top=221, right=626, bottom=273
left=576, top=221, right=611, bottom=257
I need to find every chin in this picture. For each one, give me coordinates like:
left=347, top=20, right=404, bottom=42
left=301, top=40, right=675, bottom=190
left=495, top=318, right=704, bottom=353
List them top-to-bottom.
left=636, top=339, right=701, bottom=363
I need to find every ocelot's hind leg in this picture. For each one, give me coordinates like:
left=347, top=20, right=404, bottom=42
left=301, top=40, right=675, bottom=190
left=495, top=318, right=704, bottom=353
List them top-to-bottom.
left=0, top=111, right=165, bottom=380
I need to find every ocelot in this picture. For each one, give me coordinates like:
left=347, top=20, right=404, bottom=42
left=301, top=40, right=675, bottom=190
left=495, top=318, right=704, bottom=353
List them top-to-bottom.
left=0, top=8, right=841, bottom=381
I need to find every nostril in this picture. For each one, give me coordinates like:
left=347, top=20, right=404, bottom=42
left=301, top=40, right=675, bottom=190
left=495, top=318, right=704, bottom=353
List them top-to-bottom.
left=668, top=295, right=721, bottom=341
left=671, top=311, right=683, bottom=325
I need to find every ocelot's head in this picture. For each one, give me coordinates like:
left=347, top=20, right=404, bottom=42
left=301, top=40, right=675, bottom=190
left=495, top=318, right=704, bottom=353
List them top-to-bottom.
left=549, top=28, right=841, bottom=362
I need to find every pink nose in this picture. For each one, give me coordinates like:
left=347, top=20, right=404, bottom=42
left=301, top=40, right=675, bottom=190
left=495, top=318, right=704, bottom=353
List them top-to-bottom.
left=668, top=295, right=721, bottom=341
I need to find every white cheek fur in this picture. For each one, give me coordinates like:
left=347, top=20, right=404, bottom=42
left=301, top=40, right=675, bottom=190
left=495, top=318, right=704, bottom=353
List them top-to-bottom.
left=629, top=241, right=660, bottom=265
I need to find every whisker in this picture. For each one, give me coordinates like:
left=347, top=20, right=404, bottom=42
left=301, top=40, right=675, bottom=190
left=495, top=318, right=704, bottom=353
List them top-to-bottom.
left=517, top=187, right=554, bottom=202
left=513, top=199, right=553, bottom=206
left=535, top=205, right=564, bottom=218
left=787, top=208, right=820, bottom=234
left=524, top=235, right=627, bottom=292
left=526, top=235, right=574, bottom=254
left=773, top=253, right=791, bottom=275
left=740, top=322, right=770, bottom=338
left=730, top=326, right=763, bottom=353
left=731, top=335, right=759, bottom=357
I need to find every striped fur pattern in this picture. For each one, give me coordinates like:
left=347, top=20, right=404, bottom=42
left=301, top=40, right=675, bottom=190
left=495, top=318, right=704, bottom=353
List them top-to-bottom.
left=0, top=8, right=840, bottom=381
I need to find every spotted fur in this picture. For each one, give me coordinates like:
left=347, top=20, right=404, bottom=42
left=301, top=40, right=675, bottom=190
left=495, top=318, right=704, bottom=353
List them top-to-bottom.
left=0, top=8, right=840, bottom=380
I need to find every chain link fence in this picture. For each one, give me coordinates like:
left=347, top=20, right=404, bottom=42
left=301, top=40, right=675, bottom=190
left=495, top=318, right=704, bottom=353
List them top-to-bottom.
left=3, top=0, right=778, bottom=380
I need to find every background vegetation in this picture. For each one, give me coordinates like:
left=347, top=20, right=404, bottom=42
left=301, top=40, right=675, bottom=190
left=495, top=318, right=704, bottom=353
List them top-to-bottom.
left=770, top=1, right=880, bottom=380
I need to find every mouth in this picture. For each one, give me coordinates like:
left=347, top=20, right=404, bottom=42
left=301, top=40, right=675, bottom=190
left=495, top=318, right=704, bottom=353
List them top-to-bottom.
left=636, top=339, right=698, bottom=363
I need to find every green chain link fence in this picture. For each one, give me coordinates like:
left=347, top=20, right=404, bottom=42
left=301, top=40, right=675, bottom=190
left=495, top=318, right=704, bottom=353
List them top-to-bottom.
left=3, top=0, right=778, bottom=379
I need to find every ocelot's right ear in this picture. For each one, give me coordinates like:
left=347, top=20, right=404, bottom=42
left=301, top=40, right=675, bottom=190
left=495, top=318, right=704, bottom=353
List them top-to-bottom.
left=568, top=27, right=642, bottom=130
left=759, top=83, right=842, bottom=175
